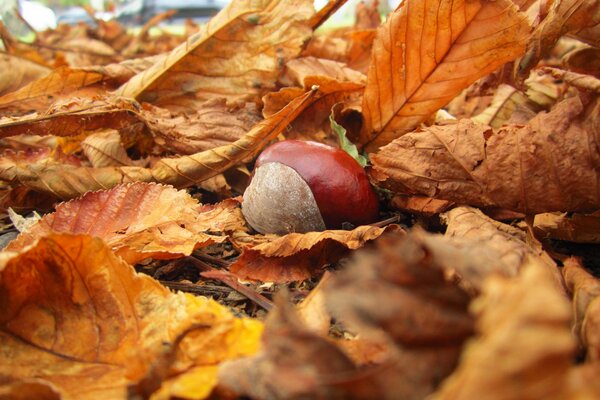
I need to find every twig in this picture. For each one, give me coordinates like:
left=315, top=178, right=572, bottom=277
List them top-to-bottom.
left=370, top=215, right=401, bottom=228
left=192, top=251, right=231, bottom=268
left=187, top=256, right=274, bottom=311
left=159, top=280, right=232, bottom=297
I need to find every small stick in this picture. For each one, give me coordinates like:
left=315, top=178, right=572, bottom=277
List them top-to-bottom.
left=370, top=215, right=401, bottom=228
left=187, top=256, right=274, bottom=311
left=159, top=280, right=232, bottom=297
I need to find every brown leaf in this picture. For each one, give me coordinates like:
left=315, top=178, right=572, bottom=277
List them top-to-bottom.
left=115, top=0, right=314, bottom=108
left=355, top=0, right=382, bottom=30
left=360, top=0, right=532, bottom=152
left=518, top=0, right=600, bottom=80
left=302, top=29, right=378, bottom=73
left=61, top=38, right=119, bottom=67
left=564, top=47, right=600, bottom=78
left=0, top=53, right=50, bottom=97
left=284, top=56, right=366, bottom=86
left=263, top=75, right=363, bottom=145
left=0, top=88, right=318, bottom=199
left=371, top=95, right=600, bottom=214
left=142, top=98, right=261, bottom=154
left=6, top=183, right=246, bottom=264
left=390, top=194, right=453, bottom=216
left=432, top=206, right=563, bottom=292
left=534, top=211, right=600, bottom=243
left=229, top=225, right=399, bottom=282
left=324, top=231, right=474, bottom=399
left=0, top=234, right=262, bottom=399
left=563, top=257, right=600, bottom=360
left=431, top=258, right=575, bottom=400
left=297, top=272, right=333, bottom=335
left=218, top=295, right=357, bottom=399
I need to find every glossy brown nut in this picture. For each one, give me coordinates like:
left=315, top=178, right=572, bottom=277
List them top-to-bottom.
left=255, top=140, right=379, bottom=229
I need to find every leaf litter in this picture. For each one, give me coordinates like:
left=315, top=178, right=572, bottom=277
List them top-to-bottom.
left=0, top=0, right=599, bottom=398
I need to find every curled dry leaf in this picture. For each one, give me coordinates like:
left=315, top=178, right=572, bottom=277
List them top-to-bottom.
left=116, top=0, right=314, bottom=108
left=360, top=0, right=531, bottom=152
left=564, top=47, right=600, bottom=78
left=0, top=53, right=50, bottom=97
left=0, top=88, right=318, bottom=199
left=371, top=95, right=600, bottom=214
left=142, top=98, right=261, bottom=154
left=6, top=183, right=247, bottom=264
left=534, top=211, right=600, bottom=243
left=229, top=225, right=400, bottom=283
left=0, top=234, right=262, bottom=399
left=562, top=257, right=600, bottom=360
left=431, top=258, right=575, bottom=400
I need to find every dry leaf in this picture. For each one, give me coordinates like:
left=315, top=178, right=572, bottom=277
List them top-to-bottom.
left=116, top=0, right=314, bottom=108
left=355, top=0, right=382, bottom=30
left=360, top=0, right=531, bottom=152
left=518, top=0, right=600, bottom=80
left=303, top=29, right=378, bottom=73
left=62, top=38, right=118, bottom=67
left=564, top=47, right=600, bottom=78
left=0, top=53, right=50, bottom=97
left=284, top=57, right=366, bottom=86
left=0, top=58, right=156, bottom=115
left=263, top=75, right=363, bottom=145
left=471, top=84, right=538, bottom=128
left=0, top=88, right=318, bottom=199
left=371, top=95, right=600, bottom=214
left=142, top=98, right=261, bottom=154
left=81, top=130, right=145, bottom=168
left=6, top=183, right=246, bottom=264
left=390, top=194, right=453, bottom=216
left=534, top=211, right=600, bottom=243
left=229, top=225, right=399, bottom=282
left=0, top=234, right=262, bottom=399
left=563, top=257, right=600, bottom=360
left=431, top=258, right=575, bottom=400
left=297, top=272, right=333, bottom=335
left=218, top=295, right=357, bottom=399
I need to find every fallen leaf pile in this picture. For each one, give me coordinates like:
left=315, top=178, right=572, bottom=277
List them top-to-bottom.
left=0, top=0, right=599, bottom=397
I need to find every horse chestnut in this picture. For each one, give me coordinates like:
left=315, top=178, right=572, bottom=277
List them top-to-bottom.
left=242, top=140, right=379, bottom=234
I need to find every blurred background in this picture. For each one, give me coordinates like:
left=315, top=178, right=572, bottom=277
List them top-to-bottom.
left=1, top=0, right=402, bottom=36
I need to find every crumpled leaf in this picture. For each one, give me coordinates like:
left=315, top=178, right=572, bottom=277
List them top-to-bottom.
left=116, top=0, right=314, bottom=108
left=360, top=0, right=532, bottom=152
left=518, top=0, right=600, bottom=80
left=303, top=29, right=378, bottom=73
left=0, top=53, right=50, bottom=97
left=283, top=57, right=366, bottom=86
left=0, top=88, right=318, bottom=199
left=371, top=95, right=600, bottom=214
left=141, top=98, right=261, bottom=154
left=6, top=183, right=247, bottom=264
left=432, top=206, right=564, bottom=293
left=534, top=211, right=600, bottom=243
left=229, top=225, right=400, bottom=282
left=325, top=232, right=475, bottom=399
left=0, top=234, right=263, bottom=399
left=562, top=257, right=600, bottom=360
left=431, top=258, right=575, bottom=400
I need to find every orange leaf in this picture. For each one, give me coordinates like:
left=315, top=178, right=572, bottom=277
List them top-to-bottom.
left=360, top=0, right=531, bottom=151
left=0, top=53, right=50, bottom=97
left=6, top=183, right=246, bottom=264
left=0, top=234, right=262, bottom=399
